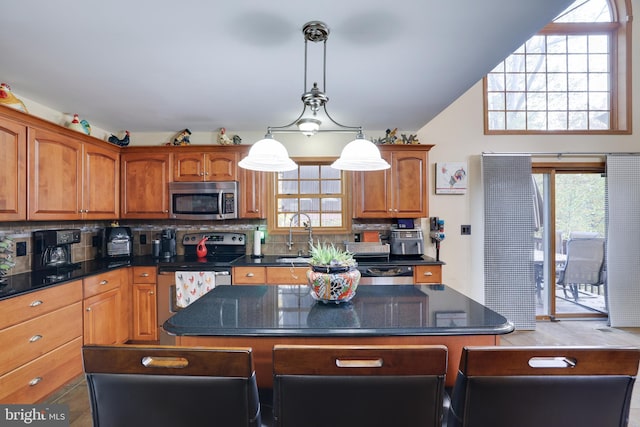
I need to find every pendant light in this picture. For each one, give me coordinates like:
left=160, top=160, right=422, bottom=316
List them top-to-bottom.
left=239, top=21, right=390, bottom=172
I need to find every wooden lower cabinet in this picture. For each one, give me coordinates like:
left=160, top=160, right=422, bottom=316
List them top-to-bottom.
left=413, top=265, right=442, bottom=284
left=232, top=266, right=267, bottom=285
left=233, top=266, right=309, bottom=285
left=131, top=267, right=158, bottom=341
left=266, top=267, right=308, bottom=284
left=83, top=270, right=127, bottom=345
left=0, top=280, right=83, bottom=403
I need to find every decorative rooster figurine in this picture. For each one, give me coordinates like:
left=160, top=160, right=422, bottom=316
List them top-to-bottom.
left=0, top=83, right=28, bottom=113
left=67, top=114, right=91, bottom=135
left=217, top=128, right=233, bottom=145
left=108, top=131, right=130, bottom=146
left=196, top=236, right=208, bottom=258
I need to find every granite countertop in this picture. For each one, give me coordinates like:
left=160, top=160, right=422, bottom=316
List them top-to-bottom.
left=0, top=253, right=445, bottom=301
left=231, top=254, right=444, bottom=267
left=0, top=256, right=160, bottom=301
left=163, top=284, right=513, bottom=337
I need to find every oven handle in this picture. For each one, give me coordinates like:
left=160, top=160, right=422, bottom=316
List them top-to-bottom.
left=218, top=190, right=223, bottom=215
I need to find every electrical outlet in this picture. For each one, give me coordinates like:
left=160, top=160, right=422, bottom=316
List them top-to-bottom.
left=461, top=225, right=471, bottom=235
left=140, top=234, right=147, bottom=245
left=16, top=241, right=27, bottom=257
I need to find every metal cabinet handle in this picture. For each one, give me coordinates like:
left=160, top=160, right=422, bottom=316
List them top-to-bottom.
left=423, top=271, right=433, bottom=276
left=141, top=273, right=150, bottom=277
left=246, top=273, right=254, bottom=277
left=100, top=280, right=108, bottom=285
left=149, top=291, right=155, bottom=295
left=30, top=300, right=44, bottom=307
left=86, top=307, right=92, bottom=312
left=29, top=335, right=43, bottom=343
left=29, top=377, right=42, bottom=386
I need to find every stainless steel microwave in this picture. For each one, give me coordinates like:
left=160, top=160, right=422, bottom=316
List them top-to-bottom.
left=169, top=181, right=238, bottom=220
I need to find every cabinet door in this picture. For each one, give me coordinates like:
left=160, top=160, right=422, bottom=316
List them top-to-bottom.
left=0, top=116, right=26, bottom=221
left=28, top=128, right=82, bottom=220
left=83, top=142, right=120, bottom=219
left=390, top=150, right=428, bottom=218
left=121, top=152, right=171, bottom=218
left=173, top=152, right=205, bottom=181
left=206, top=152, right=237, bottom=181
left=352, top=152, right=392, bottom=218
left=239, top=167, right=266, bottom=218
left=266, top=267, right=308, bottom=284
left=132, top=283, right=158, bottom=341
left=83, top=288, right=121, bottom=345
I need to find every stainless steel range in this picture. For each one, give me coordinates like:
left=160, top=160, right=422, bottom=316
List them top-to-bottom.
left=157, top=231, right=246, bottom=344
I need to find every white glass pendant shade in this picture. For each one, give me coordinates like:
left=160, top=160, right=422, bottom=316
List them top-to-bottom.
left=297, top=118, right=321, bottom=136
left=238, top=137, right=298, bottom=172
left=331, top=137, right=391, bottom=171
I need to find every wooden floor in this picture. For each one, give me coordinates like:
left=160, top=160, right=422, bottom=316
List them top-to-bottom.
left=46, top=319, right=640, bottom=427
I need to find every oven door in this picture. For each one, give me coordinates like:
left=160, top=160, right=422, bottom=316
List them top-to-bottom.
left=358, top=265, right=414, bottom=285
left=157, top=269, right=232, bottom=344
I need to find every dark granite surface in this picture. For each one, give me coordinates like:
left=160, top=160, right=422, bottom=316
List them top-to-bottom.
left=231, top=254, right=444, bottom=267
left=0, top=256, right=160, bottom=301
left=163, top=284, right=514, bottom=337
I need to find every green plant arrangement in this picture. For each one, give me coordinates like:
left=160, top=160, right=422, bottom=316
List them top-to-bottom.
left=0, top=236, right=16, bottom=284
left=307, top=241, right=360, bottom=304
left=308, top=241, right=357, bottom=270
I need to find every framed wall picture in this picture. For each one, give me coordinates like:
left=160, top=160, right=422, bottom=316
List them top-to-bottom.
left=436, top=162, right=468, bottom=194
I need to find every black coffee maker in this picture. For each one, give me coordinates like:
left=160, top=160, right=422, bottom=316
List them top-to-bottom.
left=33, top=229, right=81, bottom=275
left=160, top=229, right=177, bottom=259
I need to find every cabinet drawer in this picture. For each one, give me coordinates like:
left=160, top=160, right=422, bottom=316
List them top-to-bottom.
left=414, top=265, right=442, bottom=284
left=132, top=266, right=156, bottom=284
left=233, top=267, right=266, bottom=285
left=266, top=267, right=308, bottom=284
left=84, top=270, right=122, bottom=298
left=0, top=280, right=82, bottom=330
left=0, top=302, right=82, bottom=376
left=0, top=336, right=83, bottom=403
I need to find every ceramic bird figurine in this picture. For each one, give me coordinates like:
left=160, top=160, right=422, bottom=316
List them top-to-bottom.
left=0, top=83, right=28, bottom=113
left=67, top=114, right=89, bottom=134
left=217, top=128, right=233, bottom=145
left=172, top=129, right=191, bottom=145
left=108, top=130, right=130, bottom=146
left=196, top=236, right=208, bottom=258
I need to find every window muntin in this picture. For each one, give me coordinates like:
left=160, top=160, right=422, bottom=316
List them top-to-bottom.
left=484, top=0, right=627, bottom=133
left=273, top=162, right=348, bottom=232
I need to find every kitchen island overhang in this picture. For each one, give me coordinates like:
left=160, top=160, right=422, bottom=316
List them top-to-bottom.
left=164, top=284, right=514, bottom=387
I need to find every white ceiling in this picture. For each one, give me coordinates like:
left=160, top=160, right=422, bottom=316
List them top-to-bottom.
left=1, top=0, right=574, bottom=134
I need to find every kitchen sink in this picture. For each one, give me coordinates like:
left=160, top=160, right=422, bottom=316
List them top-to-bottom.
left=276, top=256, right=311, bottom=263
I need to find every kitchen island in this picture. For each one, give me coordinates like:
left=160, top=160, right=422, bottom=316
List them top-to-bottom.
left=164, top=284, right=513, bottom=387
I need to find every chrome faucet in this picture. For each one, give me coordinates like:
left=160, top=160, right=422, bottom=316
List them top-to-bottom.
left=287, top=213, right=313, bottom=252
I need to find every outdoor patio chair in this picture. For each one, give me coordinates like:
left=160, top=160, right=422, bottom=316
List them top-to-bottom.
left=556, top=237, right=605, bottom=302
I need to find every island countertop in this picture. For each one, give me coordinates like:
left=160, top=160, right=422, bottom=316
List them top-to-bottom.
left=163, top=284, right=513, bottom=337
left=166, top=284, right=513, bottom=388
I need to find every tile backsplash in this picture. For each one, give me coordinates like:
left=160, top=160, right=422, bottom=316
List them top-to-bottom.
left=1, top=219, right=395, bottom=277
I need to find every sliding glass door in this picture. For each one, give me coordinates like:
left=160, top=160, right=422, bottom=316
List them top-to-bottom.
left=533, top=163, right=607, bottom=319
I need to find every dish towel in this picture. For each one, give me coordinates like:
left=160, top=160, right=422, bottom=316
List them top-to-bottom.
left=175, top=271, right=216, bottom=308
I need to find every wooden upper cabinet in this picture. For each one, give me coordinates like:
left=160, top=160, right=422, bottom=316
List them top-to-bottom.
left=0, top=116, right=27, bottom=221
left=28, top=127, right=83, bottom=220
left=83, top=142, right=120, bottom=219
left=353, top=145, right=432, bottom=219
left=173, top=151, right=238, bottom=181
left=121, top=152, right=171, bottom=218
left=239, top=167, right=266, bottom=218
